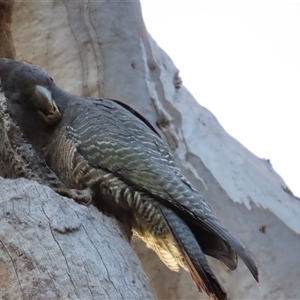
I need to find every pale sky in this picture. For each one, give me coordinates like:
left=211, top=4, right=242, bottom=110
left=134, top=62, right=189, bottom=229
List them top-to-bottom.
left=141, top=1, right=300, bottom=197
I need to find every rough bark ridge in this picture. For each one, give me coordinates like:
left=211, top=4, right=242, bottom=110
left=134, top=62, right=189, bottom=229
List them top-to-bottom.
left=0, top=0, right=299, bottom=299
left=0, top=177, right=154, bottom=300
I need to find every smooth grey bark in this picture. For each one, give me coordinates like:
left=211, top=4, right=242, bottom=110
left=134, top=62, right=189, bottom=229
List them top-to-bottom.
left=0, top=0, right=299, bottom=299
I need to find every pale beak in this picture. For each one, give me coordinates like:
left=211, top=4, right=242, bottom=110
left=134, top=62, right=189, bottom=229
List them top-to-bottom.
left=35, top=85, right=61, bottom=125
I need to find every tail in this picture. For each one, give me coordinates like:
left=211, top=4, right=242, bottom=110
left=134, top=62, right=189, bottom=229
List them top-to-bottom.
left=160, top=190, right=259, bottom=284
left=158, top=204, right=227, bottom=300
left=176, top=207, right=259, bottom=283
left=202, top=217, right=259, bottom=283
left=189, top=224, right=238, bottom=270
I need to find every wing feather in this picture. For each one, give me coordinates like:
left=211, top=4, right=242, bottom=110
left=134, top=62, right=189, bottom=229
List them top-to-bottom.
left=67, top=98, right=258, bottom=282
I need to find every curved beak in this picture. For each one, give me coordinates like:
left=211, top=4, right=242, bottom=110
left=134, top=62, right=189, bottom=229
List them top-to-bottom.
left=35, top=85, right=61, bottom=125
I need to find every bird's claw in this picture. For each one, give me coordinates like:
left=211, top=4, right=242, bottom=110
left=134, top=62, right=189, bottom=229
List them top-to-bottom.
left=54, top=187, right=93, bottom=206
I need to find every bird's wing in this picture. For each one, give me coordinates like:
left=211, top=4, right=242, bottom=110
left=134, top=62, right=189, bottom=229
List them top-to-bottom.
left=81, top=96, right=162, bottom=137
left=67, top=98, right=258, bottom=282
left=67, top=98, right=191, bottom=198
left=108, top=98, right=162, bottom=138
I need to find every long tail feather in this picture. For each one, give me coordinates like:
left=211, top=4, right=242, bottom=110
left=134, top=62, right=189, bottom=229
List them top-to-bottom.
left=163, top=195, right=259, bottom=283
left=158, top=204, right=227, bottom=300
left=199, top=217, right=259, bottom=283
left=191, top=225, right=238, bottom=270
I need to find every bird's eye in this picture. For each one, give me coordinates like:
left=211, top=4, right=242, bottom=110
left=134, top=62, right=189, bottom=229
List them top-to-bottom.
left=50, top=77, right=54, bottom=82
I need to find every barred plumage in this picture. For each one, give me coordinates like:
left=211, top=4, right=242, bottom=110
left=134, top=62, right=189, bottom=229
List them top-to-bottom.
left=0, top=59, right=259, bottom=300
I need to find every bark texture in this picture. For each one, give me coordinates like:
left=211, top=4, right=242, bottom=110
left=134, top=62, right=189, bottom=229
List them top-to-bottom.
left=0, top=0, right=299, bottom=299
left=0, top=0, right=15, bottom=58
left=0, top=176, right=154, bottom=299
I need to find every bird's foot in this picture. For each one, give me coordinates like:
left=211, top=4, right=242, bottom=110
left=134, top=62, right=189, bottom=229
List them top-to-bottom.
left=54, top=187, right=93, bottom=206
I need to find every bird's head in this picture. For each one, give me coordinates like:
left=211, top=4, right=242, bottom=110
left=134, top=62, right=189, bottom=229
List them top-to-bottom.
left=0, top=58, right=61, bottom=126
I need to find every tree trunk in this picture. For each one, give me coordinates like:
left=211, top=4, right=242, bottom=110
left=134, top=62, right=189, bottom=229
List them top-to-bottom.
left=0, top=0, right=299, bottom=299
left=0, top=0, right=15, bottom=58
left=0, top=176, right=154, bottom=300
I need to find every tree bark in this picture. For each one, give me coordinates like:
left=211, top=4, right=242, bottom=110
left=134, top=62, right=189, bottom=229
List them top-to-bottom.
left=0, top=0, right=299, bottom=299
left=0, top=0, right=15, bottom=58
left=0, top=176, right=154, bottom=299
